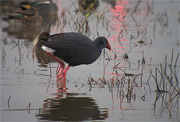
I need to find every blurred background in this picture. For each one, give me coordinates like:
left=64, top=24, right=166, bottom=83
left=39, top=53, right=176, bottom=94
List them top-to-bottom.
left=1, top=0, right=179, bottom=121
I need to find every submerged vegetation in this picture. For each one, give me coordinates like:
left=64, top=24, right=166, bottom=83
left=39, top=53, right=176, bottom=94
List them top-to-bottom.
left=151, top=51, right=179, bottom=120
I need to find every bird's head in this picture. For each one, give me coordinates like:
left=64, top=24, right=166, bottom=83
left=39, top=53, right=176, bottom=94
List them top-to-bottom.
left=38, top=32, right=50, bottom=41
left=95, top=37, right=111, bottom=51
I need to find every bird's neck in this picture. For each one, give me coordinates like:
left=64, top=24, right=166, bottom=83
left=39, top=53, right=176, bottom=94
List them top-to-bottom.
left=93, top=40, right=104, bottom=53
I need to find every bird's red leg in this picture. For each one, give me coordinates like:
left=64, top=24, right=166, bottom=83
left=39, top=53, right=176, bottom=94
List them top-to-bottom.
left=46, top=52, right=65, bottom=77
left=46, top=52, right=64, bottom=65
left=46, top=52, right=70, bottom=79
left=46, top=52, right=68, bottom=89
left=57, top=64, right=65, bottom=75
left=56, top=65, right=69, bottom=78
left=57, top=65, right=61, bottom=74
left=62, top=65, right=70, bottom=79
left=56, top=66, right=65, bottom=78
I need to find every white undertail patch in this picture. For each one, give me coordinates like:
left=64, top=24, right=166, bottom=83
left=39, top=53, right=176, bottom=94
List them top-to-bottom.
left=41, top=45, right=56, bottom=53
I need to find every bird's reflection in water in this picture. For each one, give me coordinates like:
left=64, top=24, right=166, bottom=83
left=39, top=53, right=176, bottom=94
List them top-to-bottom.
left=3, top=24, right=42, bottom=42
left=56, top=77, right=67, bottom=93
left=36, top=78, right=108, bottom=121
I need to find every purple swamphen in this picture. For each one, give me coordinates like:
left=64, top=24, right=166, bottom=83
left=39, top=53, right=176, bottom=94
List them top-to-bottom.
left=39, top=32, right=111, bottom=79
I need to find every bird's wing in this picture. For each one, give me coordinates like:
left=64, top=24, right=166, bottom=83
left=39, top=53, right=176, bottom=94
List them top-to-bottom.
left=43, top=32, right=94, bottom=57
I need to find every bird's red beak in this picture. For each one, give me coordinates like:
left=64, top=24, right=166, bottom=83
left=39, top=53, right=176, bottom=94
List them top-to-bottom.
left=106, top=42, right=111, bottom=51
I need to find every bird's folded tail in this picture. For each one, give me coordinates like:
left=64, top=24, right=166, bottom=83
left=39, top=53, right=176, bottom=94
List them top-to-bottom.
left=42, top=45, right=56, bottom=53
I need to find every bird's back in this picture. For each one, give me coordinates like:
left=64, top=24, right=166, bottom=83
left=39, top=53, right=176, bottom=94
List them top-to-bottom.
left=42, top=32, right=101, bottom=66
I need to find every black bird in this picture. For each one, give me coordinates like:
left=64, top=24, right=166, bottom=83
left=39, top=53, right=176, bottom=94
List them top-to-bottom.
left=39, top=32, right=111, bottom=79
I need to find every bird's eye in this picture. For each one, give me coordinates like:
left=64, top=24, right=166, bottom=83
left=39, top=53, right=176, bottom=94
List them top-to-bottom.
left=103, top=38, right=107, bottom=45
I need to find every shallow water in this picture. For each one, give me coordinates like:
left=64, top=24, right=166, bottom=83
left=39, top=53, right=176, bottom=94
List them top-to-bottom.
left=1, top=0, right=180, bottom=121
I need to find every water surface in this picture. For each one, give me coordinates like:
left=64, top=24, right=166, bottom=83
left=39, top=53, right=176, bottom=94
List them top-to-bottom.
left=1, top=0, right=179, bottom=121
